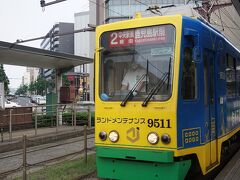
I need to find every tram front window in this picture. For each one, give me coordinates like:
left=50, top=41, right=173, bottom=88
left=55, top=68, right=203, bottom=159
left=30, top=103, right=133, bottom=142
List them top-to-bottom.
left=99, top=24, right=176, bottom=102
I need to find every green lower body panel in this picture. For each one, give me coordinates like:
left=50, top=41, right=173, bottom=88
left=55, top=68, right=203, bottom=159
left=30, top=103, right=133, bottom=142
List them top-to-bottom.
left=96, top=147, right=191, bottom=180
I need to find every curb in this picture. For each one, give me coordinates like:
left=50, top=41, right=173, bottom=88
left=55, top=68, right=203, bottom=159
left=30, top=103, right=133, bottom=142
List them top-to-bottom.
left=0, top=127, right=95, bottom=153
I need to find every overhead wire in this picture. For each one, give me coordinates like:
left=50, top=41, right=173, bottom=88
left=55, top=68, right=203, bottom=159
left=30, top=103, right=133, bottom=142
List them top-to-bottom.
left=12, top=0, right=124, bottom=45
left=13, top=0, right=240, bottom=45
left=88, top=0, right=124, bottom=17
left=134, top=0, right=162, bottom=16
left=134, top=0, right=148, bottom=7
left=191, top=0, right=240, bottom=44
left=215, top=0, right=224, bottom=31
left=210, top=7, right=240, bottom=43
left=217, top=7, right=240, bottom=42
left=221, top=7, right=240, bottom=30
left=210, top=22, right=240, bottom=31
left=8, top=27, right=95, bottom=49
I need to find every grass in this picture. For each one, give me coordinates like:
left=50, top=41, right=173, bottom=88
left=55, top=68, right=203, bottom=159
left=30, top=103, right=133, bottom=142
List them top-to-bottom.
left=15, top=154, right=96, bottom=180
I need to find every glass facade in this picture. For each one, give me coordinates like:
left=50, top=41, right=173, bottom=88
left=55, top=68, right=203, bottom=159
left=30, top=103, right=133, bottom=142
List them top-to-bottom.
left=105, top=0, right=195, bottom=23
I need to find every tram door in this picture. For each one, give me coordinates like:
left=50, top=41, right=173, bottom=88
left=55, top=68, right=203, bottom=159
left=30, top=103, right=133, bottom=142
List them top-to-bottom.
left=204, top=49, right=218, bottom=169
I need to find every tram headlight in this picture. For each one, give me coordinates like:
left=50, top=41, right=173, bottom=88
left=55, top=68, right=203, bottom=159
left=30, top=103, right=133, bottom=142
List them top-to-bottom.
left=99, top=131, right=107, bottom=141
left=109, top=131, right=119, bottom=143
left=147, top=132, right=159, bottom=145
left=161, top=134, right=171, bottom=144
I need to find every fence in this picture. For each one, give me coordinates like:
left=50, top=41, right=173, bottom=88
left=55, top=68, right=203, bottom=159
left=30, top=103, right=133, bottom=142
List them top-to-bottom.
left=0, top=102, right=94, bottom=143
left=0, top=125, right=94, bottom=179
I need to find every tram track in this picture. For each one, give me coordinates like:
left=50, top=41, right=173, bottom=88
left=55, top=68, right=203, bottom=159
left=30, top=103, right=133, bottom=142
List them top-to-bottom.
left=0, top=134, right=95, bottom=177
left=0, top=135, right=94, bottom=160
left=0, top=147, right=95, bottom=178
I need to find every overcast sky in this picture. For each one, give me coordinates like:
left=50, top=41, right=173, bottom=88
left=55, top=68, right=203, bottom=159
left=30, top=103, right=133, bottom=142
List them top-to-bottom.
left=0, top=0, right=89, bottom=90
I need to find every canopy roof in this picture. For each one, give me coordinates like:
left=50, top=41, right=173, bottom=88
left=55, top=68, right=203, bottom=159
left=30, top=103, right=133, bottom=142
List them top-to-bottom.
left=0, top=41, right=93, bottom=70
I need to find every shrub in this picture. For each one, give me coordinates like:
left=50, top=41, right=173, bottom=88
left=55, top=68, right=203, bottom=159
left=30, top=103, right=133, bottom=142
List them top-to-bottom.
left=33, top=112, right=95, bottom=127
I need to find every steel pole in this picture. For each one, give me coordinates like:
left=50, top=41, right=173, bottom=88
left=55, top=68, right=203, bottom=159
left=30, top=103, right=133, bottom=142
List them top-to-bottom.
left=9, top=109, right=13, bottom=141
left=84, top=125, right=87, bottom=163
left=22, top=135, right=27, bottom=180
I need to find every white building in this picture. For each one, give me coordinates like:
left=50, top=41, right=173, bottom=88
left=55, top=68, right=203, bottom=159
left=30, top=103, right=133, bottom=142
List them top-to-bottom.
left=74, top=11, right=95, bottom=101
left=22, top=67, right=39, bottom=86
left=27, top=67, right=39, bottom=82
left=22, top=71, right=30, bottom=85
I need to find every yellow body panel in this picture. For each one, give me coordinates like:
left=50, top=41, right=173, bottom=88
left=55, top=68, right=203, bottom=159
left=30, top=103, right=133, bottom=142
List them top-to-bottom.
left=95, top=15, right=182, bottom=150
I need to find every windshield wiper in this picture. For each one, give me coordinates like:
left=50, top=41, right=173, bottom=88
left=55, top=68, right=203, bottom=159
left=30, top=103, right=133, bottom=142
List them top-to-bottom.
left=142, top=57, right=172, bottom=107
left=142, top=73, right=168, bottom=107
left=120, top=74, right=146, bottom=107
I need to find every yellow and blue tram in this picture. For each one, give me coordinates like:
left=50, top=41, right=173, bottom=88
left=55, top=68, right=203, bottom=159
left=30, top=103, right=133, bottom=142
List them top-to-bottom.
left=94, top=13, right=240, bottom=179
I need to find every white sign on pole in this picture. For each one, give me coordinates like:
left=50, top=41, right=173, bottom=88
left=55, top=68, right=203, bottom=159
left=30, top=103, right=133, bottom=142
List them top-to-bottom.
left=0, top=83, right=5, bottom=110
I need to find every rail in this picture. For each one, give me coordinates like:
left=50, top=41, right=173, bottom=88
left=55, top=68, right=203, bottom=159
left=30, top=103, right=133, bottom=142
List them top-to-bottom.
left=0, top=125, right=94, bottom=179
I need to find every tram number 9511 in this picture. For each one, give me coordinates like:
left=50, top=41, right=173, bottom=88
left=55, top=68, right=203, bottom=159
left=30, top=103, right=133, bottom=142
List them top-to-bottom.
left=147, top=119, right=171, bottom=128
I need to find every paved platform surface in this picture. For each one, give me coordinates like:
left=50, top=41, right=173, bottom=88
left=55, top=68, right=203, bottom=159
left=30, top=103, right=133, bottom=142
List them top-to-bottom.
left=0, top=126, right=94, bottom=153
left=1, top=126, right=83, bottom=142
left=215, top=148, right=240, bottom=180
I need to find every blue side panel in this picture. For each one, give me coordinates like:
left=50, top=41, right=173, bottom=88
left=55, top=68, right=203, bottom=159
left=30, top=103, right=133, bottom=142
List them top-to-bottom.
left=177, top=17, right=229, bottom=149
left=177, top=17, right=205, bottom=149
left=215, top=51, right=227, bottom=137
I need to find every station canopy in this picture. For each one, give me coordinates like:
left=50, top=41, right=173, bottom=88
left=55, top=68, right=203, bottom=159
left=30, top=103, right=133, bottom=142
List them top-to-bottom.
left=0, top=41, right=93, bottom=70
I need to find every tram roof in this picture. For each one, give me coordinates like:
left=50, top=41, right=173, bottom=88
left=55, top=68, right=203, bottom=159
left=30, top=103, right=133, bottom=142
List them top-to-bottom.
left=0, top=41, right=93, bottom=70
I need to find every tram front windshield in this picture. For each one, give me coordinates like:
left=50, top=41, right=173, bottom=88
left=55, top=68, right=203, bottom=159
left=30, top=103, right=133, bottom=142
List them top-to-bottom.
left=99, top=24, right=176, bottom=102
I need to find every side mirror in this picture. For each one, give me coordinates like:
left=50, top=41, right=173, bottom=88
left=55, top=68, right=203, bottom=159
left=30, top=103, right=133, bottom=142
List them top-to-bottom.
left=184, top=28, right=201, bottom=62
left=192, top=46, right=201, bottom=62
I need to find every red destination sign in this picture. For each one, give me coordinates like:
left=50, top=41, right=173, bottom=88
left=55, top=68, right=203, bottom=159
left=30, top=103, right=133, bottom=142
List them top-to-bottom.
left=109, top=26, right=166, bottom=48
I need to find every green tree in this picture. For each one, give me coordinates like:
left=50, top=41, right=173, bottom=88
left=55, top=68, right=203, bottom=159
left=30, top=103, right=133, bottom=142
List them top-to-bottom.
left=0, top=64, right=10, bottom=94
left=62, top=74, right=70, bottom=87
left=35, top=76, right=48, bottom=95
left=29, top=81, right=38, bottom=95
left=15, top=84, right=28, bottom=95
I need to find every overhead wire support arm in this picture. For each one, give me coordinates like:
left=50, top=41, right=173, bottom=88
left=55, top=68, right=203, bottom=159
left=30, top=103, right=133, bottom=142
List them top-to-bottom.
left=40, top=0, right=67, bottom=7
left=14, top=26, right=96, bottom=44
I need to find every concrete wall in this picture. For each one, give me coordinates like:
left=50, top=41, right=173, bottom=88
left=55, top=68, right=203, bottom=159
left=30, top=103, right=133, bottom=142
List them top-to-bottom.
left=59, top=23, right=74, bottom=54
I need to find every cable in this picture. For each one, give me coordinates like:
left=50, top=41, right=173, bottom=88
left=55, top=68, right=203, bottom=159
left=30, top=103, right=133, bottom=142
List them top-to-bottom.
left=89, top=0, right=124, bottom=17
left=134, top=0, right=162, bottom=16
left=134, top=0, right=148, bottom=7
left=197, top=0, right=240, bottom=43
left=216, top=0, right=224, bottom=31
left=221, top=7, right=240, bottom=30
left=217, top=8, right=240, bottom=42
left=211, top=10, right=240, bottom=43
left=210, top=23, right=240, bottom=30
left=14, top=26, right=95, bottom=44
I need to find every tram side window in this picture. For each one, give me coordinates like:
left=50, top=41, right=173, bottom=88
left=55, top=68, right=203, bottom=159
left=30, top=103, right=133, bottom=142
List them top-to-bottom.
left=181, top=47, right=197, bottom=100
left=226, top=54, right=236, bottom=98
left=237, top=58, right=240, bottom=96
